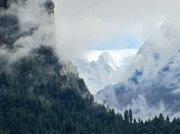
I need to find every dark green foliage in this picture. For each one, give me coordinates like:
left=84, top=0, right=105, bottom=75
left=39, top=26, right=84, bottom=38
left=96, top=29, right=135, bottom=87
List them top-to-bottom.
left=0, top=0, right=8, bottom=9
left=0, top=0, right=54, bottom=47
left=0, top=0, right=54, bottom=12
left=0, top=0, right=24, bottom=9
left=44, top=0, right=55, bottom=14
left=0, top=15, right=20, bottom=46
left=0, top=46, right=179, bottom=134
left=129, top=109, right=133, bottom=124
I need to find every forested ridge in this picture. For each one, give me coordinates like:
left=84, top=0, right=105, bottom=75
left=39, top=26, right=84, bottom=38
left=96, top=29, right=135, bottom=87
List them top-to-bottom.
left=0, top=0, right=179, bottom=133
left=0, top=46, right=179, bottom=134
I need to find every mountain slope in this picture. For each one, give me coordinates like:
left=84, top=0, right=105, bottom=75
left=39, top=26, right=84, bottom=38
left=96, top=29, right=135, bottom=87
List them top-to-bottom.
left=0, top=0, right=180, bottom=134
left=0, top=0, right=124, bottom=133
left=95, top=19, right=180, bottom=119
left=0, top=46, right=179, bottom=134
left=73, top=52, right=124, bottom=94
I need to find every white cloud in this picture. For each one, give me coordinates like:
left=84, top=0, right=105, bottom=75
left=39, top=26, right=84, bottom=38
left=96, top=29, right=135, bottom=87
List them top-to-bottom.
left=0, top=0, right=55, bottom=62
left=54, top=0, right=180, bottom=60
left=84, top=49, right=138, bottom=66
left=172, top=88, right=180, bottom=94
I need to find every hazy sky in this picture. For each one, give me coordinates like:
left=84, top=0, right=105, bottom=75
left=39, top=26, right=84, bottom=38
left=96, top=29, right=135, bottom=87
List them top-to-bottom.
left=54, top=0, right=179, bottom=59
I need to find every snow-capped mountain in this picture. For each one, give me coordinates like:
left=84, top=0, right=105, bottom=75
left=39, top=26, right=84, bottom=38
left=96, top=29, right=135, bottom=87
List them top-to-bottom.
left=95, top=19, right=180, bottom=119
left=73, top=52, right=125, bottom=94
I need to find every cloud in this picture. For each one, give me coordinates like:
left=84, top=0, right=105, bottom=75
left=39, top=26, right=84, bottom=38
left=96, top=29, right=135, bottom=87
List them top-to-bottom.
left=0, top=0, right=56, bottom=62
left=54, top=0, right=180, bottom=60
left=84, top=49, right=138, bottom=66
left=172, top=88, right=180, bottom=94
left=121, top=95, right=180, bottom=120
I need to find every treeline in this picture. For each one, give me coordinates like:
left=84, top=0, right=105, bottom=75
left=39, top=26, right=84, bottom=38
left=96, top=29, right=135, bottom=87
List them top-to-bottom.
left=0, top=46, right=179, bottom=134
left=0, top=86, right=179, bottom=134
left=117, top=109, right=180, bottom=134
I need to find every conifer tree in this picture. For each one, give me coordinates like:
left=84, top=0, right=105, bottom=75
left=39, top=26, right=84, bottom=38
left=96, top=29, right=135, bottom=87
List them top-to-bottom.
left=129, top=109, right=133, bottom=124
left=124, top=110, right=129, bottom=124
left=166, top=115, right=170, bottom=123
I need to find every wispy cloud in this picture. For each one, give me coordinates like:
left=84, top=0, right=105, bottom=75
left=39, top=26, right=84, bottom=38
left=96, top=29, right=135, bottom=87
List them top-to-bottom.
left=0, top=0, right=55, bottom=62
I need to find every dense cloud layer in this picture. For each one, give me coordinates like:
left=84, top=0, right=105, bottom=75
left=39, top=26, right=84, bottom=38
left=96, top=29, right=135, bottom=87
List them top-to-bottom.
left=54, top=0, right=180, bottom=60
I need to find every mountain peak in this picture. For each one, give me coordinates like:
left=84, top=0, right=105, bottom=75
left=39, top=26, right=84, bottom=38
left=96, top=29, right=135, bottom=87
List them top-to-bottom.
left=95, top=20, right=180, bottom=119
left=98, top=51, right=118, bottom=71
left=98, top=52, right=113, bottom=63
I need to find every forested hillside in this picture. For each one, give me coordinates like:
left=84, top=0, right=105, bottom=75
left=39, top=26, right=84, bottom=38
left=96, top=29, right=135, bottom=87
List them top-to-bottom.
left=0, top=0, right=179, bottom=134
left=0, top=46, right=179, bottom=134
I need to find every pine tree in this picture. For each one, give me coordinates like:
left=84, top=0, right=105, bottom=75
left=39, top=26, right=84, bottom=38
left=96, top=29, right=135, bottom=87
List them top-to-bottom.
left=129, top=109, right=133, bottom=124
left=124, top=110, right=129, bottom=125
left=159, top=113, right=164, bottom=121
left=166, top=116, right=170, bottom=123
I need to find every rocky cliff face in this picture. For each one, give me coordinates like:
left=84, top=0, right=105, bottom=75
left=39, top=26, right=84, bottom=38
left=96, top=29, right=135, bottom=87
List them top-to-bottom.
left=0, top=0, right=90, bottom=97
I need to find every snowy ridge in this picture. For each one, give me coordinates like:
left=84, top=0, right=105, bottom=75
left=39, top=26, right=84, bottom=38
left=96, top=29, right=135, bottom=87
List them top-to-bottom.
left=95, top=19, right=180, bottom=119
left=73, top=52, right=125, bottom=94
